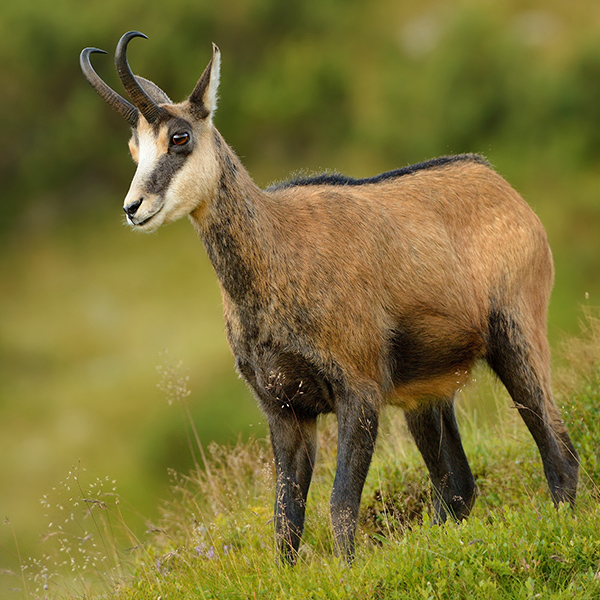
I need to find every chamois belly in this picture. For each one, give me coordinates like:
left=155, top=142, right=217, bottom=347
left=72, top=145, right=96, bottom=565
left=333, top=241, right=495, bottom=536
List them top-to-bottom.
left=386, top=319, right=485, bottom=410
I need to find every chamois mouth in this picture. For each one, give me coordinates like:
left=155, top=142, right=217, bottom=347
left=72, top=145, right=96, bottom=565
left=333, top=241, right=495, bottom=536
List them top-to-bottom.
left=127, top=206, right=163, bottom=229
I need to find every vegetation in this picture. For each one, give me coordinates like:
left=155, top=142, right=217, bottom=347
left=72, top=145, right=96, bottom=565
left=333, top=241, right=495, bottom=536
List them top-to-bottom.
left=1, top=0, right=600, bottom=596
left=2, top=0, right=600, bottom=246
left=5, top=311, right=600, bottom=599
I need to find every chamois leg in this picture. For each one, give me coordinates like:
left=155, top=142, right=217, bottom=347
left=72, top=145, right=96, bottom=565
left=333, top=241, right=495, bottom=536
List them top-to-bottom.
left=486, top=310, right=579, bottom=505
left=330, top=394, right=379, bottom=562
left=405, top=399, right=477, bottom=522
left=268, top=412, right=317, bottom=565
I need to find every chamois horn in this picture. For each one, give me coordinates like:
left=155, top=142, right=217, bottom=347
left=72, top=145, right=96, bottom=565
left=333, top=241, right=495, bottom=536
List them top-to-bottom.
left=115, top=31, right=167, bottom=125
left=80, top=47, right=139, bottom=127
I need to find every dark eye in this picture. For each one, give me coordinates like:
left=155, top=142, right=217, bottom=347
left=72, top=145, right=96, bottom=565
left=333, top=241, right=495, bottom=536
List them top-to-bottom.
left=171, top=132, right=190, bottom=146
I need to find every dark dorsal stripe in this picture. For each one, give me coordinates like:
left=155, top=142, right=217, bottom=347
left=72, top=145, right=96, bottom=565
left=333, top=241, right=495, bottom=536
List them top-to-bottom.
left=267, top=154, right=490, bottom=191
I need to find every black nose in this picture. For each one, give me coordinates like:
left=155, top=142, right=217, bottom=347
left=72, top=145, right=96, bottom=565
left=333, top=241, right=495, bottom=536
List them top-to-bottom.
left=124, top=198, right=143, bottom=218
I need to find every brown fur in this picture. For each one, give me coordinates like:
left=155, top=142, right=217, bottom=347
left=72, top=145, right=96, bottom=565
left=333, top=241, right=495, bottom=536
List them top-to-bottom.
left=83, top=34, right=579, bottom=566
left=187, top=140, right=577, bottom=562
left=201, top=158, right=546, bottom=406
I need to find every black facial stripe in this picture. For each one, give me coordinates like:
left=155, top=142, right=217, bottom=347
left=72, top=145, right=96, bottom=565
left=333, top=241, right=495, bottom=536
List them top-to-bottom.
left=140, top=116, right=195, bottom=195
left=167, top=117, right=193, bottom=138
left=143, top=150, right=189, bottom=196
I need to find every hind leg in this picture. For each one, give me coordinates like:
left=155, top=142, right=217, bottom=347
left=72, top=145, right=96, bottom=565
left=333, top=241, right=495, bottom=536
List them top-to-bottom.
left=486, top=310, right=579, bottom=505
left=405, top=398, right=477, bottom=522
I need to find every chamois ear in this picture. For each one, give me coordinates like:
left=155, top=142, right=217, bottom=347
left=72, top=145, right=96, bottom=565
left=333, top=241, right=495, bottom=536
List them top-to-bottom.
left=188, top=43, right=221, bottom=119
left=135, top=76, right=173, bottom=105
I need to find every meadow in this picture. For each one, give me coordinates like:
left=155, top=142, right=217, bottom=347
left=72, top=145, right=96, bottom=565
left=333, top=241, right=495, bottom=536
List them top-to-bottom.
left=1, top=0, right=600, bottom=597
left=7, top=311, right=600, bottom=599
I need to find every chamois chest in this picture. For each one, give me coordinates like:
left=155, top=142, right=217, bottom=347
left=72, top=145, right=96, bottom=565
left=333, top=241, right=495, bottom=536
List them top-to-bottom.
left=223, top=298, right=335, bottom=417
left=234, top=348, right=335, bottom=419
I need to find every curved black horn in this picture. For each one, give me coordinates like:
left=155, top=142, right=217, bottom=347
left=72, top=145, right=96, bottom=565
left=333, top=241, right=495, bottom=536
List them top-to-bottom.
left=115, top=31, right=167, bottom=124
left=80, top=47, right=139, bottom=127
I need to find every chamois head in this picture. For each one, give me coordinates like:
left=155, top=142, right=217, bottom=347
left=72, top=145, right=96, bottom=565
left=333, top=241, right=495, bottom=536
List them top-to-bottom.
left=80, top=31, right=221, bottom=232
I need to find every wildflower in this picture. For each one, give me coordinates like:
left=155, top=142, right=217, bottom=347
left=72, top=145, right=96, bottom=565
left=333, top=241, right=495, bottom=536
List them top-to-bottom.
left=195, top=543, right=216, bottom=560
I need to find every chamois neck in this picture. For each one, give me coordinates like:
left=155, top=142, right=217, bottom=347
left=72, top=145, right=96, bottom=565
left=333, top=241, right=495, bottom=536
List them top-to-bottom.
left=190, top=128, right=270, bottom=305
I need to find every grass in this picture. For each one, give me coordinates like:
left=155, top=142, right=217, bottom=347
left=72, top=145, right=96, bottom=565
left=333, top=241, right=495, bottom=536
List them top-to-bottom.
left=0, top=216, right=266, bottom=583
left=4, top=310, right=600, bottom=599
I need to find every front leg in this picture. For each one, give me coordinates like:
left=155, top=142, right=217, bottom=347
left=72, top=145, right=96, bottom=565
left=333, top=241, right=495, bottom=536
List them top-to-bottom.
left=235, top=351, right=328, bottom=564
left=330, top=392, right=380, bottom=562
left=268, top=411, right=317, bottom=565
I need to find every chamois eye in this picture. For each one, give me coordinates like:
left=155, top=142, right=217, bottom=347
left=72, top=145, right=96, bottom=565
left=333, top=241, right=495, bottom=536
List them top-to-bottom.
left=171, top=132, right=190, bottom=146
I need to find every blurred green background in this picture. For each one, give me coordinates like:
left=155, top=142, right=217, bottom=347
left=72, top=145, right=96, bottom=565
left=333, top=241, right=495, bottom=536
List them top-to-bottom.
left=1, top=0, right=600, bottom=583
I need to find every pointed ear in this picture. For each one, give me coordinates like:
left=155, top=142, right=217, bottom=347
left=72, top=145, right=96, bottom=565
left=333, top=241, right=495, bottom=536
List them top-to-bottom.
left=188, top=44, right=221, bottom=119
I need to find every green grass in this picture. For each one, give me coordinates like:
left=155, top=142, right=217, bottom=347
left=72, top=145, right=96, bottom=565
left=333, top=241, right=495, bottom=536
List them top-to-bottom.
left=0, top=216, right=266, bottom=583
left=6, top=312, right=600, bottom=599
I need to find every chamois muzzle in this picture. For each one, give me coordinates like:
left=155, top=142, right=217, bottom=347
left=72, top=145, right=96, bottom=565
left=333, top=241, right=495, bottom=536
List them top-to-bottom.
left=124, top=198, right=143, bottom=219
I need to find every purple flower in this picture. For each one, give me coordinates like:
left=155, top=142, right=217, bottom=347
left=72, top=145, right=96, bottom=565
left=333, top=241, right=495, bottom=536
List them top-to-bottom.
left=195, top=543, right=216, bottom=560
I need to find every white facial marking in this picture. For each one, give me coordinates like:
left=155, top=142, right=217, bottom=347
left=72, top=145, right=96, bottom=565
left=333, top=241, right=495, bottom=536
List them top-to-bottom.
left=123, top=121, right=168, bottom=231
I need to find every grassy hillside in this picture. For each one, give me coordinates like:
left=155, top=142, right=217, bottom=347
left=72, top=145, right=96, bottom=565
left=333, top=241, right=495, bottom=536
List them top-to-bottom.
left=2, top=0, right=600, bottom=594
left=5, top=312, right=599, bottom=599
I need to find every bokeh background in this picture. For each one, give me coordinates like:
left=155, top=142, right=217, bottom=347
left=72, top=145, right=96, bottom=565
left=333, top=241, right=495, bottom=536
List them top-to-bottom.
left=1, top=0, right=600, bottom=584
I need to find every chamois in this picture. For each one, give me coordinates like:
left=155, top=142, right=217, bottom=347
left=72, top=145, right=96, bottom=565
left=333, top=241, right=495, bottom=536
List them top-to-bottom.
left=81, top=31, right=579, bottom=564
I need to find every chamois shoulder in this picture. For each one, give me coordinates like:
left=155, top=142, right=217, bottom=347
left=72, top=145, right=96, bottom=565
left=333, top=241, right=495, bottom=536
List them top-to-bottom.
left=266, top=153, right=491, bottom=191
